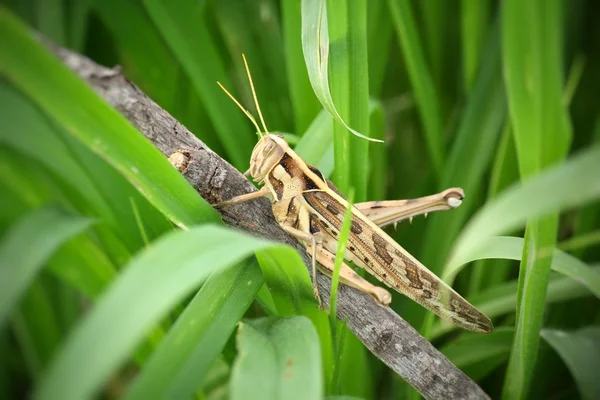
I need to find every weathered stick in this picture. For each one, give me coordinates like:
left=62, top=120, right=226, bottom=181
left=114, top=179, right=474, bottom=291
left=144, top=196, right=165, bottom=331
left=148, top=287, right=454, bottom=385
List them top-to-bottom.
left=50, top=43, right=488, bottom=400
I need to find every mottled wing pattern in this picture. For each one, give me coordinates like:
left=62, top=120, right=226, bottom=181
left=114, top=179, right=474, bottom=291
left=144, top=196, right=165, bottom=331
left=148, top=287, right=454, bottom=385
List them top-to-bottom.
left=302, top=188, right=493, bottom=333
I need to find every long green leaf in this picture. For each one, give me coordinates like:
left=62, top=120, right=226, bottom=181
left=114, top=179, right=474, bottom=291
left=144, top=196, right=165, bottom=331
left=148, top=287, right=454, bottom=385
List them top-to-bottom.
left=0, top=8, right=218, bottom=229
left=0, top=207, right=93, bottom=328
left=35, top=225, right=294, bottom=400
left=126, top=260, right=263, bottom=400
left=230, top=317, right=323, bottom=400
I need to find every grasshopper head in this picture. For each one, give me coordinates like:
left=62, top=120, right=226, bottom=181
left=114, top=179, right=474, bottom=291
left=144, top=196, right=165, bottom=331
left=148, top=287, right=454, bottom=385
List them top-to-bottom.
left=249, top=134, right=289, bottom=182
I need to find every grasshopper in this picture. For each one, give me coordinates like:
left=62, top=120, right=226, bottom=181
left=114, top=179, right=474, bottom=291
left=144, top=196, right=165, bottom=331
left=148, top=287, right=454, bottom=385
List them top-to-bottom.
left=215, top=56, right=493, bottom=334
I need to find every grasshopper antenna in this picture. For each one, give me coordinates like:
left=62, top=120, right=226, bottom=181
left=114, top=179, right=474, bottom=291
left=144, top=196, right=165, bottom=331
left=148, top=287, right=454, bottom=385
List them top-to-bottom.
left=242, top=54, right=269, bottom=137
left=216, top=81, right=262, bottom=138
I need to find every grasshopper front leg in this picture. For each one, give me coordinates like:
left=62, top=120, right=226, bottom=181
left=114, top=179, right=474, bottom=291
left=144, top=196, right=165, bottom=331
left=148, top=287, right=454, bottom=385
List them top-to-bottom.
left=213, top=185, right=271, bottom=208
left=355, top=187, right=464, bottom=228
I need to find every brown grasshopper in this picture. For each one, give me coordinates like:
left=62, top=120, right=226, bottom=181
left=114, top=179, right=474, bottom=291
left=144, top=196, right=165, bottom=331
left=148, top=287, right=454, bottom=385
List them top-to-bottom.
left=215, top=56, right=493, bottom=334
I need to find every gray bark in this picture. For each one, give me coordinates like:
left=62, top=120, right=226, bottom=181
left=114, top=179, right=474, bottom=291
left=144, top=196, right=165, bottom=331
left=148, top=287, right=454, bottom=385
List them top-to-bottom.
left=50, top=44, right=489, bottom=400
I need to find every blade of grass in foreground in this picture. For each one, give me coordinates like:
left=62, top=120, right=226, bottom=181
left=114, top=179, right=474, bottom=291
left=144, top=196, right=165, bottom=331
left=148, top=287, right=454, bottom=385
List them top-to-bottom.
left=0, top=8, right=219, bottom=229
left=0, top=207, right=93, bottom=328
left=35, top=225, right=297, bottom=400
left=126, top=260, right=262, bottom=400
left=230, top=317, right=322, bottom=400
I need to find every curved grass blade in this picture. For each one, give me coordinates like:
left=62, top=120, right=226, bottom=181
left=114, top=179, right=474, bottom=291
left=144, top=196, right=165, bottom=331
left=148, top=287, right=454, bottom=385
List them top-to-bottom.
left=282, top=0, right=323, bottom=133
left=301, top=0, right=380, bottom=143
left=447, top=145, right=600, bottom=270
left=0, top=207, right=93, bottom=328
left=35, top=226, right=293, bottom=400
left=444, top=236, right=600, bottom=299
left=126, top=260, right=263, bottom=400
left=230, top=317, right=323, bottom=400
left=540, top=327, right=600, bottom=400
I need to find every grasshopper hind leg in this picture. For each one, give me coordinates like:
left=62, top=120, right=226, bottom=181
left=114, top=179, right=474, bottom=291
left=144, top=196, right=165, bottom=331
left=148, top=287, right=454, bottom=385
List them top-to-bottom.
left=310, top=244, right=392, bottom=307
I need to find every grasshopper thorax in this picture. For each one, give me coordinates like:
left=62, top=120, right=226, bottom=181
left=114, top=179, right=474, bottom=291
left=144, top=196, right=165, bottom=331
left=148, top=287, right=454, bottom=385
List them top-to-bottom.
left=249, top=134, right=289, bottom=182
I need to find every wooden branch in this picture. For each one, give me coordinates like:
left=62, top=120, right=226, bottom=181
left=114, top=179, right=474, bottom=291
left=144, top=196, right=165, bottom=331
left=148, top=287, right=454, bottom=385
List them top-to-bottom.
left=51, top=44, right=489, bottom=400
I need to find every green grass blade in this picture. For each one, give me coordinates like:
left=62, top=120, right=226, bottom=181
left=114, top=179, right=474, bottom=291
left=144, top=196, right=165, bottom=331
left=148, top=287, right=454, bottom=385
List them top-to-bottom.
left=141, top=0, right=254, bottom=169
left=282, top=0, right=322, bottom=133
left=300, top=0, right=379, bottom=144
left=341, top=0, right=370, bottom=201
left=388, top=0, right=443, bottom=176
left=498, top=5, right=572, bottom=393
left=0, top=8, right=219, bottom=228
left=0, top=82, right=171, bottom=255
left=447, top=145, right=600, bottom=269
left=0, top=207, right=93, bottom=328
left=35, top=225, right=291, bottom=400
left=444, top=236, right=600, bottom=299
left=255, top=247, right=334, bottom=383
left=126, top=260, right=263, bottom=400
left=230, top=317, right=323, bottom=400
left=540, top=327, right=600, bottom=400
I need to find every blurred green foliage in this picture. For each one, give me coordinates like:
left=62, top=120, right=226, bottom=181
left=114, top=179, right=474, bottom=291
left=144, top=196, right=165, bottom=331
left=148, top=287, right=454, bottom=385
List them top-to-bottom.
left=1, top=0, right=599, bottom=399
